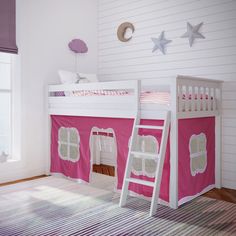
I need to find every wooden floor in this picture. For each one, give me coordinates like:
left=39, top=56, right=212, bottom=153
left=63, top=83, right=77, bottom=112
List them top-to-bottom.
left=93, top=164, right=115, bottom=176
left=0, top=174, right=236, bottom=204
left=203, top=187, right=236, bottom=204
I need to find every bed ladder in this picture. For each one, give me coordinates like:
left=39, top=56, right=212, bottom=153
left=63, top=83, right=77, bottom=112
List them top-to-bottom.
left=119, top=110, right=170, bottom=217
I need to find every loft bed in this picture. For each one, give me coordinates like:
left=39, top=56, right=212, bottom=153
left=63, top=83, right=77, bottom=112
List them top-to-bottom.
left=47, top=75, right=222, bottom=209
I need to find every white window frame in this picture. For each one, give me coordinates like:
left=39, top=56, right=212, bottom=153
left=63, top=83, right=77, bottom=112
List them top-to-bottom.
left=0, top=52, right=21, bottom=162
left=0, top=53, right=12, bottom=160
left=11, top=54, right=21, bottom=161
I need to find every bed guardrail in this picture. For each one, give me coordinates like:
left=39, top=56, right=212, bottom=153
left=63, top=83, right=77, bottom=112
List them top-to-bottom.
left=47, top=76, right=222, bottom=119
left=176, top=76, right=222, bottom=118
left=48, top=80, right=141, bottom=118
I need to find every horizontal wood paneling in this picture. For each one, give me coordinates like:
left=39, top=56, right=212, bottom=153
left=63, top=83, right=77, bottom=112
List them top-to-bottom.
left=98, top=0, right=236, bottom=189
left=222, top=82, right=236, bottom=189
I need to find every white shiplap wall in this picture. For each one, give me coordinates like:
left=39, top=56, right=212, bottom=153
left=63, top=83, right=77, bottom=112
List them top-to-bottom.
left=98, top=0, right=236, bottom=189
left=222, top=82, right=236, bottom=189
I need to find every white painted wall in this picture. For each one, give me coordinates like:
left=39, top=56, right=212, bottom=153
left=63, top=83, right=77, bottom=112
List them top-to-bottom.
left=0, top=0, right=97, bottom=183
left=98, top=0, right=236, bottom=189
left=98, top=0, right=236, bottom=81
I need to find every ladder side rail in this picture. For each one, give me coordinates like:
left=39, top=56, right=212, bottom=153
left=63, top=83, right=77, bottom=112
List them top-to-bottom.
left=119, top=80, right=141, bottom=207
left=150, top=111, right=171, bottom=216
left=119, top=114, right=140, bottom=207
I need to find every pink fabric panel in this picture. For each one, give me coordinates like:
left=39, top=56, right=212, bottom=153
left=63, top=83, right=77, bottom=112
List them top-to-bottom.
left=50, top=116, right=170, bottom=202
left=51, top=116, right=132, bottom=182
left=178, top=117, right=215, bottom=201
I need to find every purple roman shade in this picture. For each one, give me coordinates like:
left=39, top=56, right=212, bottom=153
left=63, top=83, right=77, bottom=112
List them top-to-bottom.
left=0, top=0, right=18, bottom=54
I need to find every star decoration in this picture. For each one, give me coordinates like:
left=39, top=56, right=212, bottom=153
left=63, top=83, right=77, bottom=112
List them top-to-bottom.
left=181, top=22, right=205, bottom=47
left=151, top=31, right=172, bottom=55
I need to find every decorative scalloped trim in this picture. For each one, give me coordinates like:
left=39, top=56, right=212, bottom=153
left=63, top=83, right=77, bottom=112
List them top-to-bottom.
left=58, top=127, right=80, bottom=163
left=189, top=133, right=207, bottom=176
left=178, top=184, right=215, bottom=206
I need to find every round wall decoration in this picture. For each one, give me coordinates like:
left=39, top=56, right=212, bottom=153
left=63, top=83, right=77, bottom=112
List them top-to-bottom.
left=117, top=22, right=135, bottom=42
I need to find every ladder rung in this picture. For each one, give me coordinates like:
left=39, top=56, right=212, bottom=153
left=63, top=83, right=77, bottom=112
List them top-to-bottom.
left=136, top=125, right=163, bottom=130
left=130, top=151, right=159, bottom=160
left=126, top=178, right=155, bottom=187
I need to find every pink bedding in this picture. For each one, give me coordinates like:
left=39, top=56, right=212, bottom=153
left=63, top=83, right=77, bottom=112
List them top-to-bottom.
left=55, top=90, right=213, bottom=106
left=55, top=90, right=171, bottom=104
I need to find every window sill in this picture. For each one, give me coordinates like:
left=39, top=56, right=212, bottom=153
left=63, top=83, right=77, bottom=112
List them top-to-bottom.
left=0, top=156, right=21, bottom=164
left=0, top=158, right=23, bottom=169
left=5, top=159, right=21, bottom=163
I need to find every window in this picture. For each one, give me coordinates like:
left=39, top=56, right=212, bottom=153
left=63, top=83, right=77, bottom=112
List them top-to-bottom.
left=0, top=52, right=12, bottom=160
left=58, top=127, right=80, bottom=162
left=189, top=133, right=207, bottom=176
left=131, top=135, right=159, bottom=178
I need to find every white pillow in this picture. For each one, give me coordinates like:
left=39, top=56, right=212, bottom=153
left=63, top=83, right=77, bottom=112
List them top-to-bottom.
left=58, top=70, right=78, bottom=84
left=58, top=70, right=98, bottom=84
left=79, top=73, right=98, bottom=83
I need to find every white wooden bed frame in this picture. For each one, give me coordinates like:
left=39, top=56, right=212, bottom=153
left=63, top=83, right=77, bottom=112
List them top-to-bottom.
left=47, top=75, right=222, bottom=209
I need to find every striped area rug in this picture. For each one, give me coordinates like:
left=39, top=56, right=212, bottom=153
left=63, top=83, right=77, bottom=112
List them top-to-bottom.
left=0, top=175, right=235, bottom=236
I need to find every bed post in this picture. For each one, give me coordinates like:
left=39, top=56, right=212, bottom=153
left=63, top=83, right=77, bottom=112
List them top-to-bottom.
left=169, top=78, right=178, bottom=209
left=215, top=84, right=222, bottom=188
left=45, top=85, right=51, bottom=176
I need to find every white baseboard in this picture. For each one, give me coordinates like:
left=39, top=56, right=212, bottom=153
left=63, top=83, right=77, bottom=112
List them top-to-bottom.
left=0, top=163, right=45, bottom=184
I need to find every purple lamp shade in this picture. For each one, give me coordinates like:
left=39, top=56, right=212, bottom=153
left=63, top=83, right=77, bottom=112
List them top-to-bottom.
left=68, top=39, right=88, bottom=53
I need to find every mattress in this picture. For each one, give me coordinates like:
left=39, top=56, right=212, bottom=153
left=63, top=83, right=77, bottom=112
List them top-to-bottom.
left=54, top=90, right=213, bottom=107
left=55, top=90, right=171, bottom=105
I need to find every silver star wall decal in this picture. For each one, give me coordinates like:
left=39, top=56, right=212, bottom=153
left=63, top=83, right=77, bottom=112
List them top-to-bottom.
left=181, top=22, right=205, bottom=47
left=151, top=31, right=172, bottom=55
